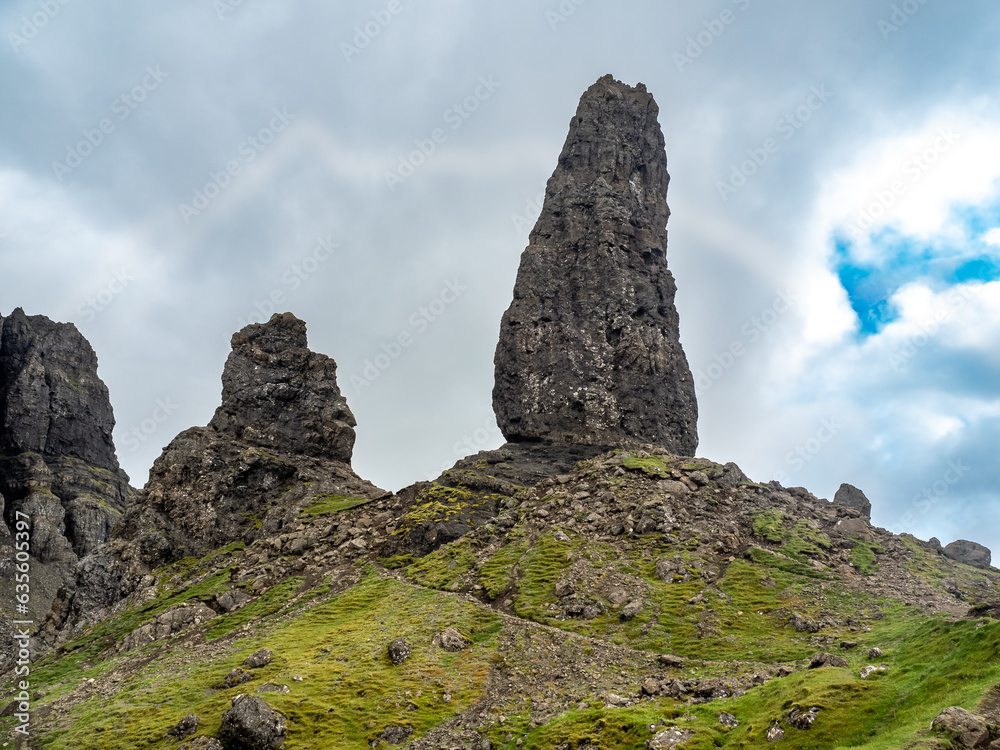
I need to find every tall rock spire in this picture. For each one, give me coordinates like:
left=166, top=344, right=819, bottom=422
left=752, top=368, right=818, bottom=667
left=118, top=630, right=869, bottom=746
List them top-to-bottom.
left=492, top=74, right=698, bottom=454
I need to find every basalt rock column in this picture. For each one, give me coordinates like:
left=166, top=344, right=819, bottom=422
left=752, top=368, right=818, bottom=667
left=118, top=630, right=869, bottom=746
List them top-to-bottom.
left=493, top=75, right=698, bottom=453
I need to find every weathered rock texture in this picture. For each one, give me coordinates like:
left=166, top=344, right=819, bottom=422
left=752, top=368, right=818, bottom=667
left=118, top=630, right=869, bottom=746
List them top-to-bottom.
left=493, top=74, right=698, bottom=453
left=0, top=309, right=131, bottom=631
left=208, top=312, right=356, bottom=461
left=106, top=313, right=384, bottom=599
left=833, top=483, right=872, bottom=521
left=944, top=540, right=992, bottom=570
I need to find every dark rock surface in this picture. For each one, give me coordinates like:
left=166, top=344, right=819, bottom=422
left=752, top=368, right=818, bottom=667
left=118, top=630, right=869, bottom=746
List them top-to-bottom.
left=493, top=74, right=698, bottom=453
left=0, top=308, right=119, bottom=467
left=0, top=309, right=132, bottom=632
left=208, top=312, right=356, bottom=462
left=107, top=313, right=385, bottom=595
left=833, top=483, right=872, bottom=521
left=944, top=540, right=992, bottom=570
left=388, top=638, right=412, bottom=665
left=219, top=694, right=286, bottom=750
left=930, top=706, right=994, bottom=748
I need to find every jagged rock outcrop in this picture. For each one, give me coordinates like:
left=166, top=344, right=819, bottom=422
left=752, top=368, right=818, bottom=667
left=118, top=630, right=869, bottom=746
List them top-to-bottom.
left=493, top=74, right=698, bottom=453
left=0, top=309, right=131, bottom=633
left=208, top=312, right=356, bottom=461
left=106, top=313, right=384, bottom=597
left=833, top=483, right=872, bottom=521
left=944, top=540, right=992, bottom=570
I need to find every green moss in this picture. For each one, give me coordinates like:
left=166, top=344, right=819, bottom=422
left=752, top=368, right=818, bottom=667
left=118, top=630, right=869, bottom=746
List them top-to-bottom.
left=621, top=455, right=670, bottom=476
left=301, top=495, right=373, bottom=516
left=752, top=511, right=786, bottom=543
left=780, top=521, right=833, bottom=562
left=479, top=534, right=529, bottom=599
left=404, top=536, right=478, bottom=590
left=851, top=541, right=882, bottom=576
left=748, top=547, right=832, bottom=580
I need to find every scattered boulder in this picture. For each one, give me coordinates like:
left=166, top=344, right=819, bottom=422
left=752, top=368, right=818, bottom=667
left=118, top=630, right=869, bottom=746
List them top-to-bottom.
left=492, top=74, right=698, bottom=452
left=833, top=483, right=872, bottom=520
left=834, top=517, right=872, bottom=542
left=944, top=540, right=992, bottom=570
left=216, top=590, right=250, bottom=613
left=622, top=600, right=644, bottom=619
left=117, top=603, right=217, bottom=653
left=791, top=612, right=820, bottom=633
left=432, top=628, right=470, bottom=652
left=387, top=639, right=412, bottom=665
left=840, top=641, right=858, bottom=650
left=868, top=647, right=885, bottom=659
left=244, top=648, right=273, bottom=669
left=809, top=652, right=849, bottom=669
left=657, top=654, right=686, bottom=669
left=222, top=668, right=254, bottom=689
left=257, top=684, right=290, bottom=694
left=219, top=694, right=286, bottom=750
left=787, top=706, right=820, bottom=729
left=930, top=706, right=993, bottom=748
left=719, top=712, right=739, bottom=728
left=166, top=714, right=199, bottom=740
left=767, top=722, right=785, bottom=742
left=372, top=726, right=413, bottom=747
left=647, top=727, right=694, bottom=749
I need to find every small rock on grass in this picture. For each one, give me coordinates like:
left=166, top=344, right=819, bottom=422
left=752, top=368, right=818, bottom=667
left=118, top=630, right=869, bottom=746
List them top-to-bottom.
left=388, top=638, right=412, bottom=665
left=244, top=648, right=273, bottom=669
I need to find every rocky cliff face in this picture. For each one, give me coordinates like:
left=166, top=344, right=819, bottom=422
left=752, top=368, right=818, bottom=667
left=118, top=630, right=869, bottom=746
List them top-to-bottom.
left=493, top=74, right=698, bottom=453
left=0, top=309, right=131, bottom=628
left=105, top=313, right=384, bottom=601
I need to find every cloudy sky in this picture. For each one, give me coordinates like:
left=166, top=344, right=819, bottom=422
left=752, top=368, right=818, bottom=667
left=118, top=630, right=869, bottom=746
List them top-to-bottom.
left=2, top=0, right=999, bottom=556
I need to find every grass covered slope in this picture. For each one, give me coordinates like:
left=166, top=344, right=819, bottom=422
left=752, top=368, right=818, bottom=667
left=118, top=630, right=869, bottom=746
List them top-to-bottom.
left=3, top=448, right=999, bottom=749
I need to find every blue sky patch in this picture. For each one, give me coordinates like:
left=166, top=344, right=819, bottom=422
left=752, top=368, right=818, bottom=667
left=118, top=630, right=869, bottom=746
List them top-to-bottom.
left=834, top=196, right=1000, bottom=335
